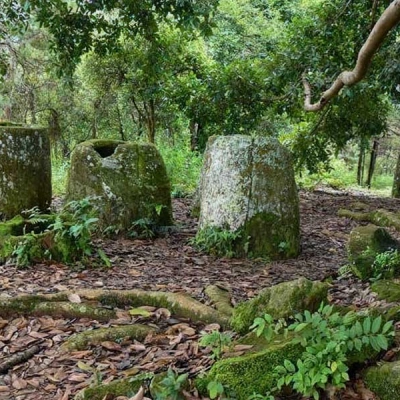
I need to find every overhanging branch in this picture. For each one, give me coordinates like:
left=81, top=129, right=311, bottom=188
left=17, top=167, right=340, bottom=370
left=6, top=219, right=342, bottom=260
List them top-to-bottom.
left=304, top=0, right=400, bottom=112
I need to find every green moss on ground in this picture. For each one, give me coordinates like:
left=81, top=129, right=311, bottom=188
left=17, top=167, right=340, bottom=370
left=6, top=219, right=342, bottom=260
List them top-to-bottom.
left=347, top=224, right=399, bottom=280
left=231, top=278, right=328, bottom=334
left=370, top=280, right=400, bottom=302
left=62, top=324, right=156, bottom=352
left=203, top=335, right=300, bottom=399
left=364, top=361, right=400, bottom=400
left=75, top=374, right=149, bottom=400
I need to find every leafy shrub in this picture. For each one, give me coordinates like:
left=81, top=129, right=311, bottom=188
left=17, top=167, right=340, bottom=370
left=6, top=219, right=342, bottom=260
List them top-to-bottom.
left=190, top=226, right=242, bottom=257
left=371, top=249, right=400, bottom=280
left=250, top=303, right=394, bottom=400
left=199, top=330, right=233, bottom=360
left=154, top=368, right=188, bottom=400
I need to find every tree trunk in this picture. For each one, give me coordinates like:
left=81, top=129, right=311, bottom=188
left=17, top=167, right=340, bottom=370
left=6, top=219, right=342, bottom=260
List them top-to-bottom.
left=146, top=99, right=156, bottom=143
left=116, top=101, right=125, bottom=141
left=366, top=139, right=379, bottom=189
left=357, top=144, right=365, bottom=186
left=392, top=151, right=400, bottom=198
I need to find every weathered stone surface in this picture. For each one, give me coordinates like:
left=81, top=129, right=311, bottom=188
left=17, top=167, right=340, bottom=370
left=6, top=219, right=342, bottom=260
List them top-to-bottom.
left=0, top=126, right=51, bottom=219
left=198, top=135, right=300, bottom=259
left=66, top=139, right=173, bottom=231
left=347, top=224, right=399, bottom=280
left=231, top=278, right=328, bottom=334
left=364, top=361, right=400, bottom=400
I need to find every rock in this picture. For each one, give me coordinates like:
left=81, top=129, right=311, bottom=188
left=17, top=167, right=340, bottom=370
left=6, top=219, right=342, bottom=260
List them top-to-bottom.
left=0, top=126, right=51, bottom=219
left=198, top=135, right=300, bottom=259
left=66, top=139, right=173, bottom=232
left=338, top=208, right=400, bottom=232
left=347, top=224, right=400, bottom=280
left=230, top=278, right=328, bottom=334
left=199, top=333, right=300, bottom=399
left=364, top=361, right=400, bottom=400
left=74, top=374, right=148, bottom=400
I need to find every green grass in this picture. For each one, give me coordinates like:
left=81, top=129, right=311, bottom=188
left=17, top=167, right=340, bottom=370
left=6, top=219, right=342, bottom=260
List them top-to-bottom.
left=158, top=140, right=202, bottom=197
left=297, top=157, right=394, bottom=197
left=52, top=158, right=69, bottom=197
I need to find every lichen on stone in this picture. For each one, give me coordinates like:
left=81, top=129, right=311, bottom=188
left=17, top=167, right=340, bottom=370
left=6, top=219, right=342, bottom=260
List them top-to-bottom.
left=0, top=126, right=51, bottom=219
left=197, top=135, right=300, bottom=259
left=66, top=139, right=173, bottom=232
left=230, top=278, right=328, bottom=334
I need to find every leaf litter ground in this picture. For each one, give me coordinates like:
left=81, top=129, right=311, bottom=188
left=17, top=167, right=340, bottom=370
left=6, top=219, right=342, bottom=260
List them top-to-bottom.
left=0, top=189, right=399, bottom=400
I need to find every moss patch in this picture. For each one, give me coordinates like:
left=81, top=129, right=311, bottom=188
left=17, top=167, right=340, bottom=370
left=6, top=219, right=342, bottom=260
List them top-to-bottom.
left=347, top=225, right=399, bottom=280
left=231, top=278, right=328, bottom=334
left=370, top=280, right=400, bottom=302
left=62, top=324, right=156, bottom=352
left=203, top=334, right=300, bottom=399
left=364, top=361, right=400, bottom=400
left=75, top=374, right=149, bottom=400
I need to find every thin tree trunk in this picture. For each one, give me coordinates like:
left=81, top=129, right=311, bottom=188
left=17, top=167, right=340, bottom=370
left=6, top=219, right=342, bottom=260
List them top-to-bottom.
left=116, top=101, right=125, bottom=141
left=366, top=139, right=379, bottom=189
left=357, top=144, right=365, bottom=186
left=392, top=150, right=400, bottom=197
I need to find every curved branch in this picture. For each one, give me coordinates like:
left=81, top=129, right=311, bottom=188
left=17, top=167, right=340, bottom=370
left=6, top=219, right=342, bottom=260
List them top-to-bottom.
left=304, top=0, right=400, bottom=112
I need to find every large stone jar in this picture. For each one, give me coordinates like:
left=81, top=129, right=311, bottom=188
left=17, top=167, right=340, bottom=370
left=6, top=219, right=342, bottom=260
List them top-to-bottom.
left=0, top=126, right=51, bottom=219
left=198, top=135, right=300, bottom=259
left=66, top=139, right=173, bottom=231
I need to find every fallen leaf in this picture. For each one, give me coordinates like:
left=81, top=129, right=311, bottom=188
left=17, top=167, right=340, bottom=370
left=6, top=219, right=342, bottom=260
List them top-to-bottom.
left=68, top=293, right=81, bottom=304
left=129, top=308, right=152, bottom=317
left=101, top=341, right=122, bottom=351
left=130, top=386, right=144, bottom=400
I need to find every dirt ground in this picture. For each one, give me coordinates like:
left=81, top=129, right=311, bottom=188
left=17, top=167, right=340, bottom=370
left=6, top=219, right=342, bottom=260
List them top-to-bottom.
left=0, top=189, right=399, bottom=399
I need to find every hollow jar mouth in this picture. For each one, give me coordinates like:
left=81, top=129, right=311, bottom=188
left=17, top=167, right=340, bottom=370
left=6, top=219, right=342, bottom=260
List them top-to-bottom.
left=93, top=143, right=118, bottom=158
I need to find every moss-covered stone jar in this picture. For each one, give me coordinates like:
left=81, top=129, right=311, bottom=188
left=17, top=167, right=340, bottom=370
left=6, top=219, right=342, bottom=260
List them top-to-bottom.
left=0, top=125, right=51, bottom=219
left=198, top=135, right=300, bottom=259
left=66, top=139, right=173, bottom=231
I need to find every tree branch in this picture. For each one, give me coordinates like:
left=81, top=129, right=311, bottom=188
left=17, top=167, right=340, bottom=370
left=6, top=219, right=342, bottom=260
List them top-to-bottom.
left=303, top=0, right=400, bottom=112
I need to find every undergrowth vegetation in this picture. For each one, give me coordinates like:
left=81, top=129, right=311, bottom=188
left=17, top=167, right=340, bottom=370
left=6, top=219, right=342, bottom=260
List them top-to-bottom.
left=250, top=303, right=395, bottom=400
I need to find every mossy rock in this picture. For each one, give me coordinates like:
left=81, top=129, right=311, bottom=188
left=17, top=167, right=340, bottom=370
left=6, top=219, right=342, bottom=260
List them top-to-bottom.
left=0, top=126, right=51, bottom=219
left=198, top=135, right=300, bottom=259
left=66, top=139, right=173, bottom=232
left=0, top=214, right=86, bottom=265
left=347, top=224, right=400, bottom=281
left=231, top=278, right=328, bottom=334
left=370, top=280, right=400, bottom=303
left=200, top=334, right=299, bottom=399
left=364, top=361, right=400, bottom=400
left=74, top=374, right=150, bottom=400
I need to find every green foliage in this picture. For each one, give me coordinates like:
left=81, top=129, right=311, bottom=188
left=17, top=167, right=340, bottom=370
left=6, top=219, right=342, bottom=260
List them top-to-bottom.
left=158, top=139, right=202, bottom=197
left=52, top=158, right=69, bottom=196
left=9, top=197, right=109, bottom=267
left=50, top=197, right=100, bottom=259
left=129, top=218, right=156, bottom=239
left=190, top=226, right=242, bottom=258
left=371, top=249, right=400, bottom=281
left=251, top=303, right=395, bottom=399
left=199, top=330, right=233, bottom=360
left=154, top=368, right=188, bottom=400
left=207, top=380, right=225, bottom=399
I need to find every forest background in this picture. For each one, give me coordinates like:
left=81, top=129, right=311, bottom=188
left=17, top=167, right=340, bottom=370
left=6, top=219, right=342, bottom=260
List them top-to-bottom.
left=1, top=0, right=400, bottom=198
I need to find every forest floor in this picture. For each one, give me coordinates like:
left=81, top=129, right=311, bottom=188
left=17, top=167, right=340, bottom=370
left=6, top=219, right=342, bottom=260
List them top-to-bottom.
left=0, top=189, right=399, bottom=400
